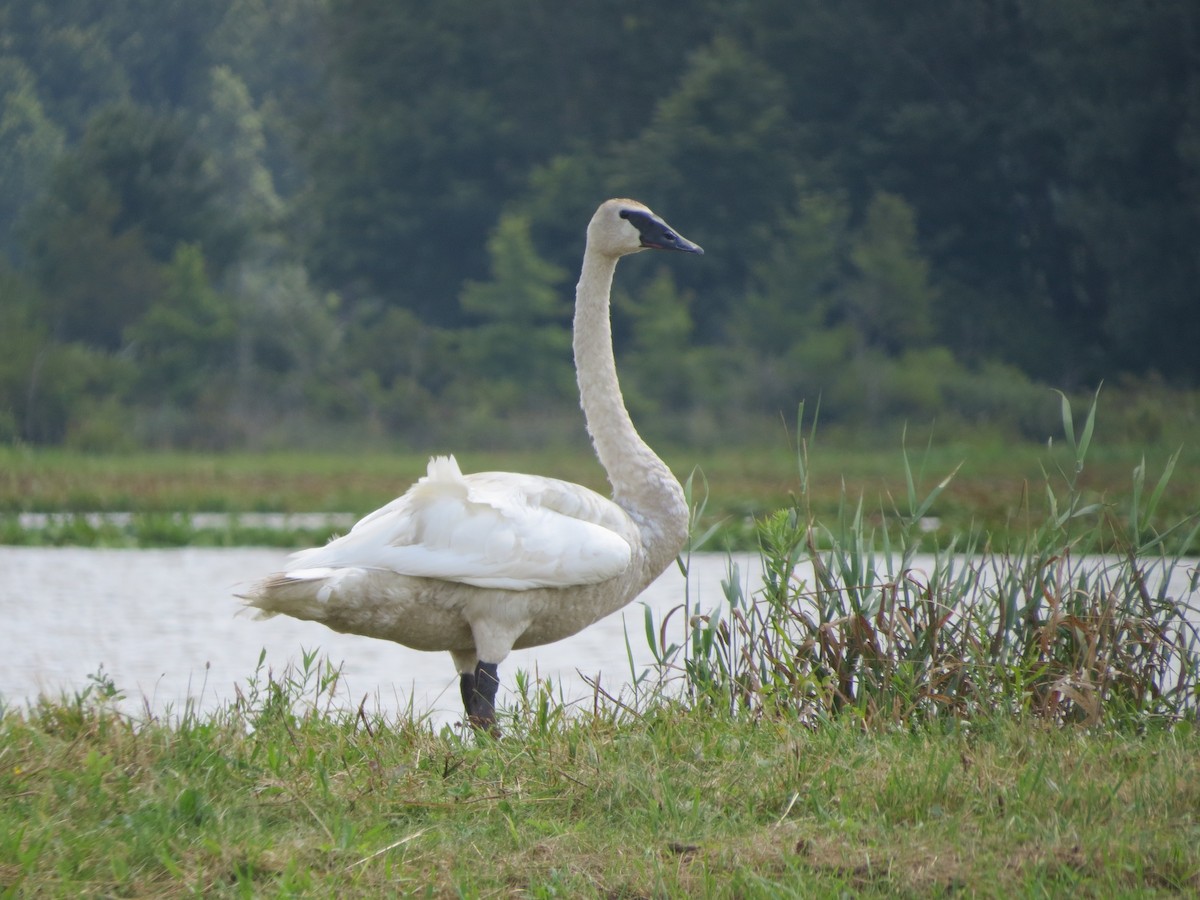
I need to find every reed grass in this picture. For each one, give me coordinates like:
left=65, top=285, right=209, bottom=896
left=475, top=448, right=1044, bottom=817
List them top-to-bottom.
left=642, top=395, right=1200, bottom=729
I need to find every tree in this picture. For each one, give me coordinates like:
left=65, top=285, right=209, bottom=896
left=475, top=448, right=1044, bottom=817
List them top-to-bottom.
left=3, top=0, right=1200, bottom=447
left=108, top=0, right=234, bottom=109
left=307, top=0, right=721, bottom=326
left=5, top=20, right=130, bottom=138
left=611, top=35, right=801, bottom=334
left=0, top=58, right=64, bottom=264
left=196, top=66, right=283, bottom=228
left=22, top=104, right=242, bottom=348
left=63, top=105, right=242, bottom=267
left=24, top=183, right=165, bottom=349
left=736, top=186, right=850, bottom=356
left=845, top=192, right=935, bottom=355
left=453, top=213, right=573, bottom=411
left=125, top=244, right=237, bottom=405
left=614, top=266, right=708, bottom=418
left=0, top=267, right=130, bottom=444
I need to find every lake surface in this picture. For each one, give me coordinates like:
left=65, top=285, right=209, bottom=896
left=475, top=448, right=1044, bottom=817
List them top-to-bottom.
left=0, top=547, right=760, bottom=728
left=3, top=547, right=1195, bottom=729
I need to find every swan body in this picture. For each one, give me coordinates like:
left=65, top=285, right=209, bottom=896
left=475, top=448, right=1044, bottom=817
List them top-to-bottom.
left=242, top=199, right=703, bottom=728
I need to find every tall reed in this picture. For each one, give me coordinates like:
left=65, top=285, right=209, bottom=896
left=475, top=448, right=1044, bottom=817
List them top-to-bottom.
left=647, top=395, right=1200, bottom=727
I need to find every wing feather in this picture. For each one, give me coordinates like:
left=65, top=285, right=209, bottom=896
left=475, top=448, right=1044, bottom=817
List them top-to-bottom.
left=283, top=455, right=633, bottom=590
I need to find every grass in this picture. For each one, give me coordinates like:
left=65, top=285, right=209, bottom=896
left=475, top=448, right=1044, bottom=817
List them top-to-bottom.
left=2, top=395, right=1199, bottom=895
left=644, top=397, right=1200, bottom=731
left=3, top=424, right=1199, bottom=551
left=0, top=511, right=345, bottom=549
left=2, top=660, right=1198, bottom=897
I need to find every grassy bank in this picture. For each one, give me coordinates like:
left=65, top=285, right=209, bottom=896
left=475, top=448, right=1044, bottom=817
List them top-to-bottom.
left=3, top=397, right=1199, bottom=895
left=3, top=430, right=1199, bottom=551
left=2, top=665, right=1199, bottom=897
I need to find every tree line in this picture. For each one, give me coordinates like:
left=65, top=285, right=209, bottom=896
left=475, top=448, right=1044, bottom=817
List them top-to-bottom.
left=1, top=0, right=1197, bottom=449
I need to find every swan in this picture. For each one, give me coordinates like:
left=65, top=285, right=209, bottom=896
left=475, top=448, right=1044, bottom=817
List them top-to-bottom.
left=241, top=199, right=703, bottom=731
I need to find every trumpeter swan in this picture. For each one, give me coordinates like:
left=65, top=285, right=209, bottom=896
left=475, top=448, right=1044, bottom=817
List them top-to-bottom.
left=241, top=199, right=703, bottom=730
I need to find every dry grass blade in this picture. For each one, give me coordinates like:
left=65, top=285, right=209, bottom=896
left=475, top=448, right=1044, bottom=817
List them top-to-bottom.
left=348, top=829, right=430, bottom=869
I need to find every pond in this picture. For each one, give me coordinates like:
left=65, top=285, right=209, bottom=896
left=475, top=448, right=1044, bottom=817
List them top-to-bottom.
left=1, top=547, right=759, bottom=728
left=3, top=547, right=1196, bottom=729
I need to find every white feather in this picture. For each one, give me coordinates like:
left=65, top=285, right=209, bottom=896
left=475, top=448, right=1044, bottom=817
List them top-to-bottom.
left=283, top=455, right=633, bottom=591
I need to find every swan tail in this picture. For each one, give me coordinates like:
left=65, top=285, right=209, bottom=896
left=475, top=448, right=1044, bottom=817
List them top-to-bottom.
left=238, top=567, right=368, bottom=621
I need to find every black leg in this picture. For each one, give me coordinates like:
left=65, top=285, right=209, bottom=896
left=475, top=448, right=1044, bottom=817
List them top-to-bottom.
left=467, top=661, right=500, bottom=735
left=459, top=671, right=475, bottom=713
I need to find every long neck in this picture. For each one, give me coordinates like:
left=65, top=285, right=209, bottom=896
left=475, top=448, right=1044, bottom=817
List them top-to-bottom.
left=574, top=248, right=688, bottom=577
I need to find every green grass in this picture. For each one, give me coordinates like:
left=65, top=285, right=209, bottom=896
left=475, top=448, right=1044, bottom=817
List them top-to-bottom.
left=2, top=396, right=1199, bottom=895
left=654, top=398, right=1200, bottom=732
left=3, top=429, right=1199, bottom=550
left=0, top=511, right=343, bottom=549
left=2, top=663, right=1198, bottom=897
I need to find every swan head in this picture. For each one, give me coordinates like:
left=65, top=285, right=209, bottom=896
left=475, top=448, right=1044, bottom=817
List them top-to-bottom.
left=588, top=199, right=704, bottom=259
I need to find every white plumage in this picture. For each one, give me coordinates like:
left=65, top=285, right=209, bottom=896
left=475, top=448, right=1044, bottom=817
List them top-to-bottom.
left=241, top=199, right=704, bottom=729
left=287, top=455, right=633, bottom=591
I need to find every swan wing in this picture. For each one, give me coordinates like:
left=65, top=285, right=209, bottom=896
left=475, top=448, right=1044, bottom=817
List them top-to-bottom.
left=284, top=455, right=633, bottom=590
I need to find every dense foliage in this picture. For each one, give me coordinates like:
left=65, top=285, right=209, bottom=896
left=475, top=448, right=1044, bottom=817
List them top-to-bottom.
left=1, top=0, right=1198, bottom=449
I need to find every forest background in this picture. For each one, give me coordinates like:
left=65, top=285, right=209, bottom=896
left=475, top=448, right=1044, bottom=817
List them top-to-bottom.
left=2, top=0, right=1198, bottom=454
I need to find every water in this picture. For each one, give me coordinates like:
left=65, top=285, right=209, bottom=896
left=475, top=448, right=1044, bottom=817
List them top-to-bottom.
left=15, top=512, right=359, bottom=531
left=0, top=547, right=757, bottom=727
left=3, top=547, right=1195, bottom=729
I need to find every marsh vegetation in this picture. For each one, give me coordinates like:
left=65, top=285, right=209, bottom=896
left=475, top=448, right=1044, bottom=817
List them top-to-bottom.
left=2, top=398, right=1197, bottom=895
